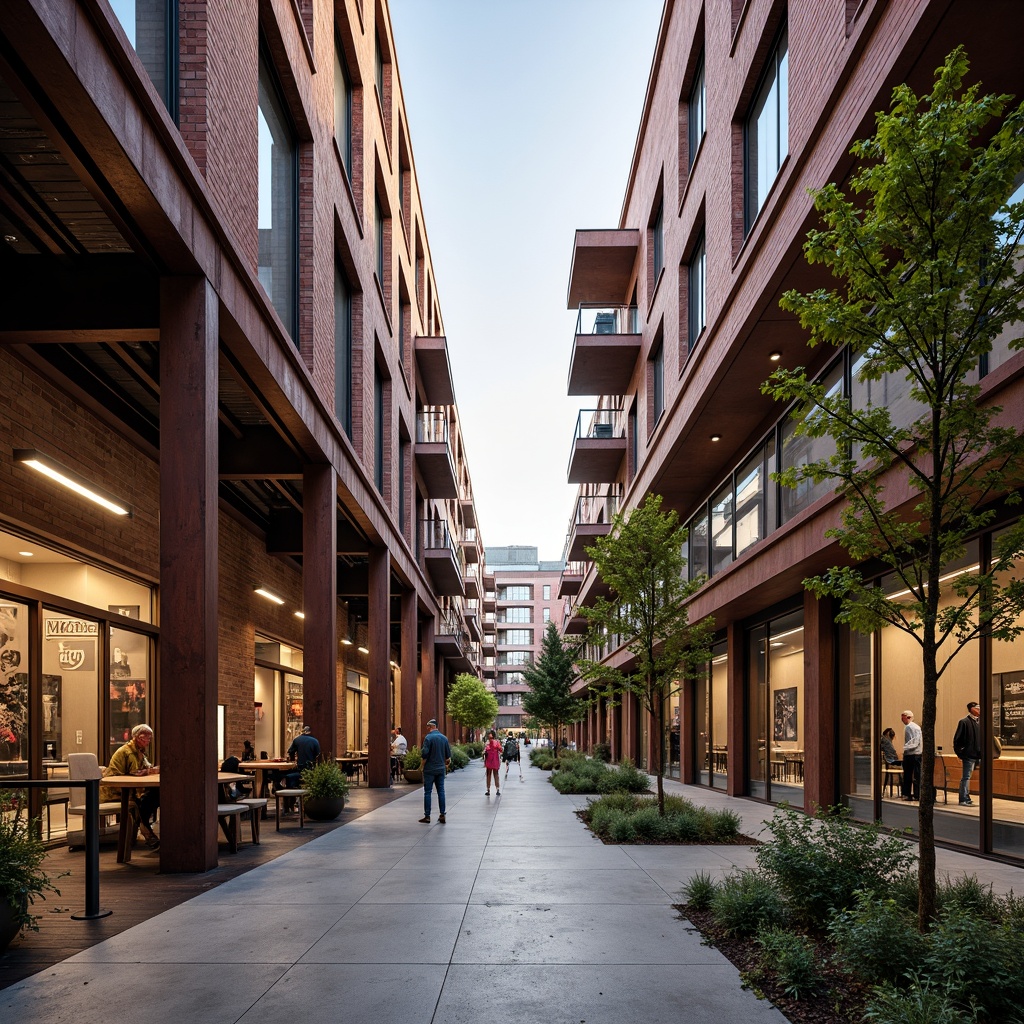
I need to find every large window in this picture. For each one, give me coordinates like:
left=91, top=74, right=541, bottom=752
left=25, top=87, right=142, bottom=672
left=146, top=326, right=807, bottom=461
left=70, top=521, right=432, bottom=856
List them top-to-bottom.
left=109, top=0, right=176, bottom=117
left=745, top=23, right=789, bottom=232
left=333, top=36, right=352, bottom=177
left=258, top=50, right=298, bottom=341
left=688, top=54, right=705, bottom=167
left=375, top=194, right=386, bottom=285
left=651, top=201, right=664, bottom=282
left=688, top=232, right=707, bottom=351
left=334, top=266, right=352, bottom=436
left=650, top=342, right=665, bottom=423
left=374, top=366, right=385, bottom=493
left=710, top=479, right=733, bottom=576
left=499, top=585, right=532, bottom=602
left=499, top=607, right=532, bottom=624
left=499, top=629, right=533, bottom=646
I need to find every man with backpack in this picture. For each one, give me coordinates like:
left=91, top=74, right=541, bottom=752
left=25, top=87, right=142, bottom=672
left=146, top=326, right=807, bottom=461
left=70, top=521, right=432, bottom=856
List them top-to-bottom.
left=503, top=732, right=523, bottom=782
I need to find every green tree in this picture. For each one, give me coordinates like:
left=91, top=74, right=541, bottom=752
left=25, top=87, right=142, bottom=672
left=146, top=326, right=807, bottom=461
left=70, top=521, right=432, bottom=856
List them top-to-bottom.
left=764, top=48, right=1024, bottom=928
left=577, top=493, right=715, bottom=815
left=521, top=621, right=587, bottom=754
left=445, top=672, right=499, bottom=737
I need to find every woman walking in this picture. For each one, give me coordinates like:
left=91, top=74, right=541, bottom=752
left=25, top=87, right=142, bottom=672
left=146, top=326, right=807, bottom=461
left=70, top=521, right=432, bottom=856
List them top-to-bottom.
left=484, top=729, right=502, bottom=796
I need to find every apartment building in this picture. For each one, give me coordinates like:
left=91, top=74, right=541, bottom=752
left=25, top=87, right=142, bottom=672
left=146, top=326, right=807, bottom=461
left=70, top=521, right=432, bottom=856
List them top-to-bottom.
left=0, top=0, right=486, bottom=870
left=561, top=0, right=1024, bottom=863
left=486, top=546, right=564, bottom=735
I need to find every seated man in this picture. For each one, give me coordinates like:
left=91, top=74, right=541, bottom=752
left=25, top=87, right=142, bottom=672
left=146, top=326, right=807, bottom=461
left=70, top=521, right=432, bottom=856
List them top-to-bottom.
left=102, top=723, right=160, bottom=849
left=283, top=725, right=321, bottom=789
left=390, top=727, right=408, bottom=780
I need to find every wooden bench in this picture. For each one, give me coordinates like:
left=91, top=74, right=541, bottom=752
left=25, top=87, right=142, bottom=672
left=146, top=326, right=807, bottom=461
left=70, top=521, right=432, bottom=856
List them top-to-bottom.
left=274, top=788, right=307, bottom=831
left=237, top=797, right=269, bottom=843
left=217, top=803, right=248, bottom=853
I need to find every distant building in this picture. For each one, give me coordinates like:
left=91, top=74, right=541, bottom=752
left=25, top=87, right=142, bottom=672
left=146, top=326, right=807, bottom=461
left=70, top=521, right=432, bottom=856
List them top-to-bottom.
left=485, top=547, right=564, bottom=733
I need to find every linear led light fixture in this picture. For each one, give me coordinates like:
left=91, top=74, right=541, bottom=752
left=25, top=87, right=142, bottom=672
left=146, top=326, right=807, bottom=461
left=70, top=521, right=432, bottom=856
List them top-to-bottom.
left=16, top=449, right=133, bottom=517
left=254, top=586, right=285, bottom=605
left=294, top=611, right=305, bottom=619
left=341, top=637, right=353, bottom=646
left=357, top=645, right=370, bottom=655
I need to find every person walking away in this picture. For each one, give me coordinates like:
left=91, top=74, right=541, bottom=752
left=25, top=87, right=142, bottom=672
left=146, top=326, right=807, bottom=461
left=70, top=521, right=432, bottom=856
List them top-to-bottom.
left=953, top=701, right=983, bottom=806
left=900, top=710, right=923, bottom=801
left=419, top=719, right=451, bottom=823
left=484, top=729, right=502, bottom=796
left=503, top=732, right=522, bottom=782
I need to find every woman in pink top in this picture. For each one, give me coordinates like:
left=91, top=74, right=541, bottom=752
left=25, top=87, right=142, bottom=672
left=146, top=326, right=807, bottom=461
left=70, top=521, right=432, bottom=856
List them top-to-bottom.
left=484, top=729, right=502, bottom=796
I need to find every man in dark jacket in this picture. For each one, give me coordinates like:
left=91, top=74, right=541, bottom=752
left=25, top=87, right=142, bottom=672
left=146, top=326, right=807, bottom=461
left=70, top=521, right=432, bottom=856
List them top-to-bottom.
left=953, top=701, right=982, bottom=806
left=419, top=719, right=452, bottom=824
left=284, top=725, right=321, bottom=788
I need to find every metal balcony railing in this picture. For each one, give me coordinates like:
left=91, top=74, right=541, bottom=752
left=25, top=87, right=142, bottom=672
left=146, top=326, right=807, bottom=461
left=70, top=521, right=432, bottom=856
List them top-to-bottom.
left=572, top=407, right=623, bottom=444
left=570, top=490, right=619, bottom=529
left=420, top=519, right=465, bottom=570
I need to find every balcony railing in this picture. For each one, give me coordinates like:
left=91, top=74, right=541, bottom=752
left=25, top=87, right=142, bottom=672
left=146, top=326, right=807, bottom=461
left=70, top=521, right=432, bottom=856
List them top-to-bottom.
left=575, top=303, right=639, bottom=336
left=572, top=407, right=623, bottom=444
left=417, top=410, right=449, bottom=444
left=571, top=490, right=619, bottom=528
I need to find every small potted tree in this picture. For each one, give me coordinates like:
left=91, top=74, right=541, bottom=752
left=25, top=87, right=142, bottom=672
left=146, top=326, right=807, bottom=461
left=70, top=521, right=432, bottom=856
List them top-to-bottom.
left=403, top=746, right=423, bottom=784
left=299, top=759, right=350, bottom=821
left=0, top=791, right=63, bottom=952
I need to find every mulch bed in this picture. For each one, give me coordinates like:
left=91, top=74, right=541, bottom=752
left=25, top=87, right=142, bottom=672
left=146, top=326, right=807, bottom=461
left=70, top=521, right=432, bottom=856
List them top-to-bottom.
left=675, top=905, right=872, bottom=1024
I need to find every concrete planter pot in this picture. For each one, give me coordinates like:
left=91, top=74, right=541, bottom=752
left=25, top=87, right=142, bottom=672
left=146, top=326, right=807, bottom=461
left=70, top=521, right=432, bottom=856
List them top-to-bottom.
left=403, top=768, right=423, bottom=784
left=303, top=795, right=345, bottom=821
left=0, top=896, right=25, bottom=953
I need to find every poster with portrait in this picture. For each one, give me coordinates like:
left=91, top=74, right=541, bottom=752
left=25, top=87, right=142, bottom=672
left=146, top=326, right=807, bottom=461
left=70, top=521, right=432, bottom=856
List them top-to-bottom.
left=0, top=605, right=25, bottom=760
left=773, top=686, right=798, bottom=743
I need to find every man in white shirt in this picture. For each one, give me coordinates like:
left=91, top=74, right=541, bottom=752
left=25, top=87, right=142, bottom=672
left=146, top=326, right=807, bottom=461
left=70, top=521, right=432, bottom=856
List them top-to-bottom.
left=901, top=710, right=923, bottom=801
left=390, top=727, right=408, bottom=782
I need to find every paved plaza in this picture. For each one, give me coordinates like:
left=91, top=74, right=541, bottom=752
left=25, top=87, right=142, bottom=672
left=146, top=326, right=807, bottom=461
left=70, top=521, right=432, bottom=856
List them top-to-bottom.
left=3, top=761, right=1023, bottom=1024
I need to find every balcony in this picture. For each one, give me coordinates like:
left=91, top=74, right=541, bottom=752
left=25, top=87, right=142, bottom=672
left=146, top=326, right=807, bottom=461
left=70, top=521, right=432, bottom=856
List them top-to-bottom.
left=567, top=228, right=640, bottom=308
left=567, top=304, right=641, bottom=396
left=414, top=335, right=456, bottom=406
left=567, top=408, right=625, bottom=484
left=415, top=411, right=459, bottom=498
left=565, top=491, right=618, bottom=561
left=460, top=497, right=476, bottom=528
left=420, top=519, right=465, bottom=596
left=461, top=526, right=480, bottom=563
left=557, top=560, right=586, bottom=597
left=463, top=567, right=480, bottom=600
left=483, top=589, right=496, bottom=612
left=562, top=600, right=588, bottom=635
left=464, top=601, right=482, bottom=642
left=435, top=609, right=469, bottom=656
left=482, top=633, right=496, bottom=656
left=483, top=656, right=496, bottom=678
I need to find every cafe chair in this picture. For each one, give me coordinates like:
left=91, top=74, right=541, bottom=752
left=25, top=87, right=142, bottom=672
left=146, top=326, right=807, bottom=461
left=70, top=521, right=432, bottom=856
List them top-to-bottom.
left=67, top=752, right=122, bottom=850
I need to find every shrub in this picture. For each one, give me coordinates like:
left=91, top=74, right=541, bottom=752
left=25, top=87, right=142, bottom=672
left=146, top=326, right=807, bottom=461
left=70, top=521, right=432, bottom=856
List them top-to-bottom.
left=591, top=742, right=612, bottom=762
left=403, top=746, right=422, bottom=770
left=448, top=746, right=470, bottom=770
left=530, top=749, right=557, bottom=770
left=300, top=759, right=350, bottom=800
left=583, top=792, right=742, bottom=844
left=0, top=793, right=63, bottom=934
left=756, top=803, right=916, bottom=924
left=681, top=871, right=719, bottom=911
left=709, top=871, right=787, bottom=937
left=828, top=890, right=923, bottom=986
left=755, top=927, right=825, bottom=1000
left=863, top=979, right=977, bottom=1024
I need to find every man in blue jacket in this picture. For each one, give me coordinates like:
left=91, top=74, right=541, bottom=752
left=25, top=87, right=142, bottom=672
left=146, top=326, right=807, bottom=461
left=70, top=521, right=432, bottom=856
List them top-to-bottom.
left=419, top=719, right=452, bottom=824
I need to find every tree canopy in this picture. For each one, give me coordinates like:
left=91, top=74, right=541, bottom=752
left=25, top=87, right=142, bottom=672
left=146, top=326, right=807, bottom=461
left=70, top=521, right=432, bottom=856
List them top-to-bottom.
left=764, top=47, right=1024, bottom=927
left=577, top=492, right=714, bottom=814
left=521, top=621, right=587, bottom=752
left=445, top=673, right=499, bottom=734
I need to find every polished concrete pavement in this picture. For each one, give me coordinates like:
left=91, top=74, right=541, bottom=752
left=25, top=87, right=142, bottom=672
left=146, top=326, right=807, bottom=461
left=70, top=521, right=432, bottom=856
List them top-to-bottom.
left=3, top=760, right=1023, bottom=1024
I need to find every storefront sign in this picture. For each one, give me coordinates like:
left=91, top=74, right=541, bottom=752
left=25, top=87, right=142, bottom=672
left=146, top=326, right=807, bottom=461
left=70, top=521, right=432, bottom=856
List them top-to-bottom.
left=44, top=618, right=98, bottom=640
left=56, top=640, right=95, bottom=672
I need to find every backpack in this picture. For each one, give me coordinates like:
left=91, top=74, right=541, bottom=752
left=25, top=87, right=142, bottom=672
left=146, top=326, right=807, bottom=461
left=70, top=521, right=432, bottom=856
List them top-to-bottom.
left=503, top=737, right=517, bottom=760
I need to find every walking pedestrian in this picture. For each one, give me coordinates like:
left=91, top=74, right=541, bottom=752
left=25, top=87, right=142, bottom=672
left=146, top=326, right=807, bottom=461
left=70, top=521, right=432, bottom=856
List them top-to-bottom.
left=419, top=719, right=451, bottom=824
left=484, top=729, right=502, bottom=796
left=503, top=731, right=523, bottom=782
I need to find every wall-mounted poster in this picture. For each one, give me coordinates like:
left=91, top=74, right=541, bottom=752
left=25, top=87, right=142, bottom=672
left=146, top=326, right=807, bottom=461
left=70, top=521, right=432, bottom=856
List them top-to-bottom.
left=108, top=605, right=140, bottom=620
left=773, top=686, right=798, bottom=743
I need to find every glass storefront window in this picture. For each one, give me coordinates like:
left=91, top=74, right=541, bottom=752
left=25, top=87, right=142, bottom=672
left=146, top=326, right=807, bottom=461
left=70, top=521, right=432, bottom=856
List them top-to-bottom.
left=735, top=450, right=763, bottom=558
left=710, top=480, right=733, bottom=575
left=0, top=600, right=29, bottom=769
left=747, top=624, right=767, bottom=799
left=108, top=626, right=151, bottom=757
left=840, top=626, right=873, bottom=821
left=697, top=641, right=729, bottom=790
left=346, top=669, right=369, bottom=752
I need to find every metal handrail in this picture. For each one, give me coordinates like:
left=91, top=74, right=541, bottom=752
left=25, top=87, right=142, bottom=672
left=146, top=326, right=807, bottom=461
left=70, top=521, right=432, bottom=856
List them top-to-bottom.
left=574, top=303, right=639, bottom=336
left=3, top=779, right=110, bottom=920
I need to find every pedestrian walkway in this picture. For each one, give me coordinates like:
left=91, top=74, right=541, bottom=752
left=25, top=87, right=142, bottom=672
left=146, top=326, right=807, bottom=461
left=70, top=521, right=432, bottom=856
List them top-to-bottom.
left=3, top=761, right=1023, bottom=1024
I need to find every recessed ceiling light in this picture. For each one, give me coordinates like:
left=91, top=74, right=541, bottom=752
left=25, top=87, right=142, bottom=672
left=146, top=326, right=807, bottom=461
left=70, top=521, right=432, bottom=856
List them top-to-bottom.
left=769, top=351, right=782, bottom=362
left=710, top=434, right=721, bottom=442
left=18, top=551, right=33, bottom=557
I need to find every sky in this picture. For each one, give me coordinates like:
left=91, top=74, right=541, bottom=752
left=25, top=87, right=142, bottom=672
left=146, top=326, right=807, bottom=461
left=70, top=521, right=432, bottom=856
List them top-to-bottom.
left=389, top=0, right=664, bottom=561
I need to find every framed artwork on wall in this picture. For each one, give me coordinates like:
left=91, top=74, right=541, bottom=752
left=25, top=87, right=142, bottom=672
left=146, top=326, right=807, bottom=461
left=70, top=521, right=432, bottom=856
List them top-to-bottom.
left=773, top=686, right=798, bottom=743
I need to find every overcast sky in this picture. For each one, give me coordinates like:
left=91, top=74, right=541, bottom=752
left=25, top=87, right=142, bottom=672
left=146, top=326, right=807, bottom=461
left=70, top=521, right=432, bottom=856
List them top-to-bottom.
left=390, top=0, right=663, bottom=561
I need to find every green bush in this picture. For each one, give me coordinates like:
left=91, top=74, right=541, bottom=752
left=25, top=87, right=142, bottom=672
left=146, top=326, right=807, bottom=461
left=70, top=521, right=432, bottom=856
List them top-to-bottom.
left=464, top=741, right=484, bottom=758
left=591, top=742, right=612, bottom=762
left=403, top=746, right=422, bottom=770
left=448, top=746, right=470, bottom=770
left=530, top=749, right=557, bottom=770
left=548, top=757, right=651, bottom=795
left=300, top=759, right=350, bottom=799
left=583, top=792, right=741, bottom=844
left=0, top=793, right=63, bottom=933
left=756, top=803, right=916, bottom=924
left=681, top=870, right=719, bottom=911
left=709, top=870, right=787, bottom=938
left=828, top=890, right=924, bottom=986
left=755, top=927, right=825, bottom=1000
left=863, top=979, right=977, bottom=1024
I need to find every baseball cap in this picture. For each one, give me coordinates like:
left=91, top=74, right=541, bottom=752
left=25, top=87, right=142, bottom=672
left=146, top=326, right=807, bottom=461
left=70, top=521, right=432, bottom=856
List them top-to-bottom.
left=427, top=718, right=437, bottom=726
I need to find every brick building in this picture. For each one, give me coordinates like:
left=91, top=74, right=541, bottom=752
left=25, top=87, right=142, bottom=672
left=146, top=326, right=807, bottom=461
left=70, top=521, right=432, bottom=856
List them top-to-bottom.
left=0, top=0, right=487, bottom=870
left=562, top=0, right=1024, bottom=863
left=485, top=546, right=564, bottom=736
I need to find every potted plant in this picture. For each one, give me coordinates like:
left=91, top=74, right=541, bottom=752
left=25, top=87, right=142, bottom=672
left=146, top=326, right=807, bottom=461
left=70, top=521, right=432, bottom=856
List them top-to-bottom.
left=403, top=746, right=423, bottom=784
left=299, top=759, right=350, bottom=821
left=0, top=791, right=63, bottom=952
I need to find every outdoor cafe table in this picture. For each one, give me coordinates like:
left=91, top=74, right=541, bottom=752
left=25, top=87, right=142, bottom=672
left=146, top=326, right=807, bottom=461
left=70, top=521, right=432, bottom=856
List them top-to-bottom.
left=337, top=755, right=368, bottom=783
left=237, top=760, right=295, bottom=809
left=102, top=771, right=250, bottom=863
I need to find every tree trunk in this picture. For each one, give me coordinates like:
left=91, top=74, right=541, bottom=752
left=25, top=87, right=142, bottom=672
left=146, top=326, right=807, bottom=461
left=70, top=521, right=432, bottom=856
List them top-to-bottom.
left=918, top=638, right=939, bottom=929
left=651, top=692, right=665, bottom=816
